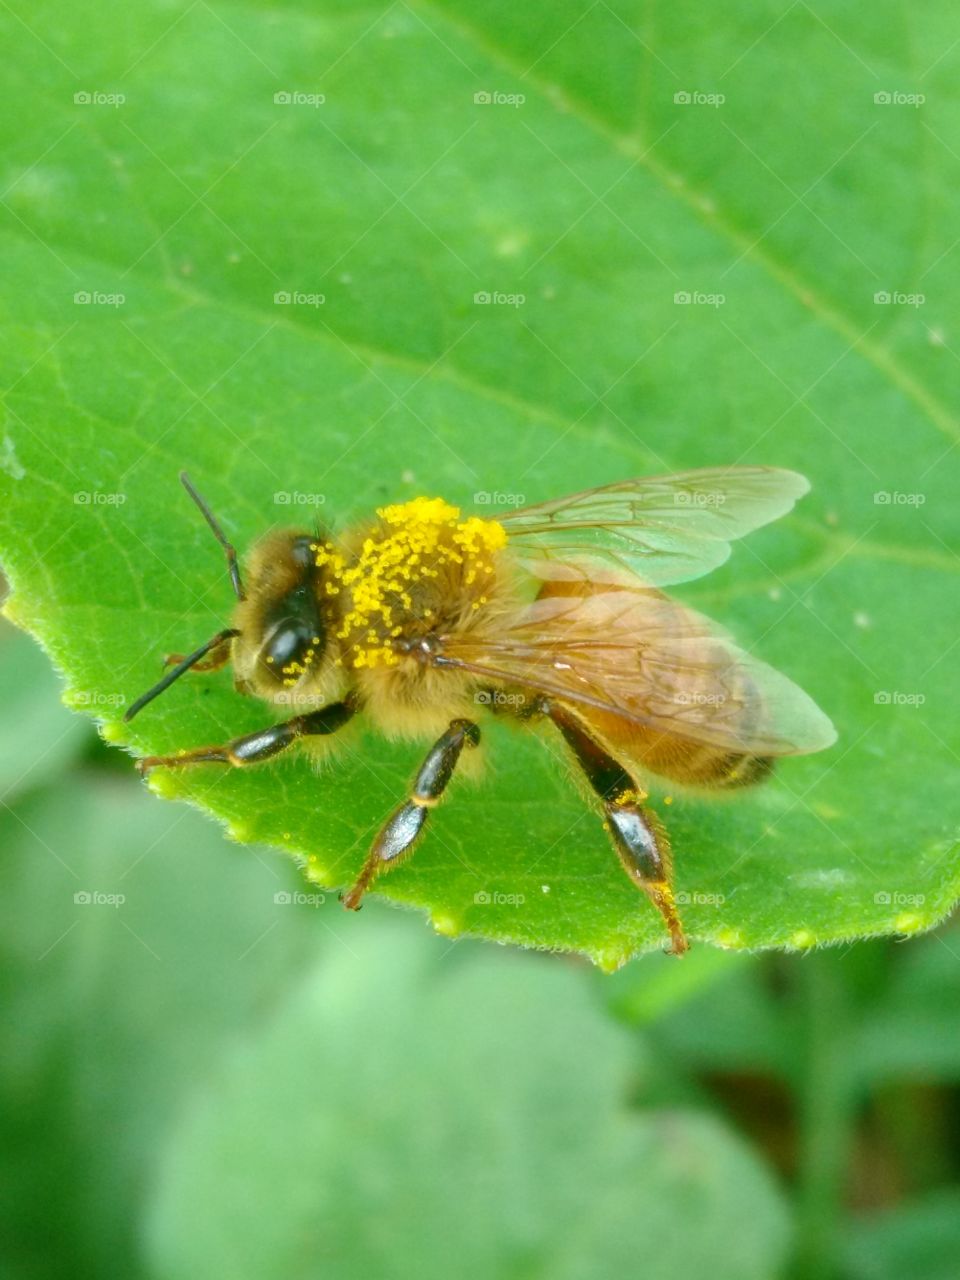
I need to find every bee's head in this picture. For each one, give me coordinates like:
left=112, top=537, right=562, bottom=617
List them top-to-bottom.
left=124, top=479, right=343, bottom=722
left=235, top=531, right=337, bottom=699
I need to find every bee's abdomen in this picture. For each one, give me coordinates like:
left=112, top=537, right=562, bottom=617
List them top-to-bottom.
left=533, top=578, right=776, bottom=791
left=584, top=712, right=774, bottom=789
left=660, top=742, right=774, bottom=789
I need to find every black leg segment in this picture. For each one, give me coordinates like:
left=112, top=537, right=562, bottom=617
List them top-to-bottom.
left=136, top=698, right=356, bottom=775
left=548, top=702, right=688, bottom=955
left=343, top=719, right=480, bottom=910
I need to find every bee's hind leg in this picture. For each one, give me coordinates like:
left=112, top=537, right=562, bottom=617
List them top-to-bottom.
left=546, top=702, right=688, bottom=956
left=342, top=718, right=480, bottom=910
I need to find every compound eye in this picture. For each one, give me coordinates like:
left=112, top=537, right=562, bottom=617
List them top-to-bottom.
left=290, top=536, right=315, bottom=569
left=259, top=537, right=325, bottom=682
left=264, top=619, right=316, bottom=670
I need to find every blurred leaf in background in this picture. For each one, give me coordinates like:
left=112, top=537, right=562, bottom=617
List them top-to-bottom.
left=146, top=934, right=792, bottom=1280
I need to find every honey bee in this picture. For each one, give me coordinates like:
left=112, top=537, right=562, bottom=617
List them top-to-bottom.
left=126, top=467, right=836, bottom=954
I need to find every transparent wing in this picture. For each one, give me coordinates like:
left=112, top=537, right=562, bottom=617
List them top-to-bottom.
left=497, top=466, right=810, bottom=586
left=441, top=587, right=836, bottom=756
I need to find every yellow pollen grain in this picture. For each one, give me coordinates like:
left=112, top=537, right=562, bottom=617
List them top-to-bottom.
left=613, top=787, right=647, bottom=807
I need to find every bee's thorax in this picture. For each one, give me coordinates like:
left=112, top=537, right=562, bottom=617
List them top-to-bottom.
left=315, top=497, right=507, bottom=672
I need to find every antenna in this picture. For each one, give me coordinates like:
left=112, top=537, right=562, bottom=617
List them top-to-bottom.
left=179, top=471, right=246, bottom=601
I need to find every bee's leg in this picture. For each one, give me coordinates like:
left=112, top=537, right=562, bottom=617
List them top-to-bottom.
left=124, top=628, right=240, bottom=722
left=161, top=636, right=234, bottom=672
left=135, top=699, right=356, bottom=775
left=547, top=703, right=688, bottom=955
left=342, top=719, right=480, bottom=910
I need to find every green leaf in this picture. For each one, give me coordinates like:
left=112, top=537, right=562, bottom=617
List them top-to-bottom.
left=0, top=0, right=958, bottom=964
left=145, top=927, right=791, bottom=1280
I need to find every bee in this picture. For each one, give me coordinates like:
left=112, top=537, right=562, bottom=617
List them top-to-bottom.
left=126, top=467, right=836, bottom=954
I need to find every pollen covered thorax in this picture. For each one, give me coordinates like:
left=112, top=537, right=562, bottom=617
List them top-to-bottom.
left=313, top=497, right=507, bottom=670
